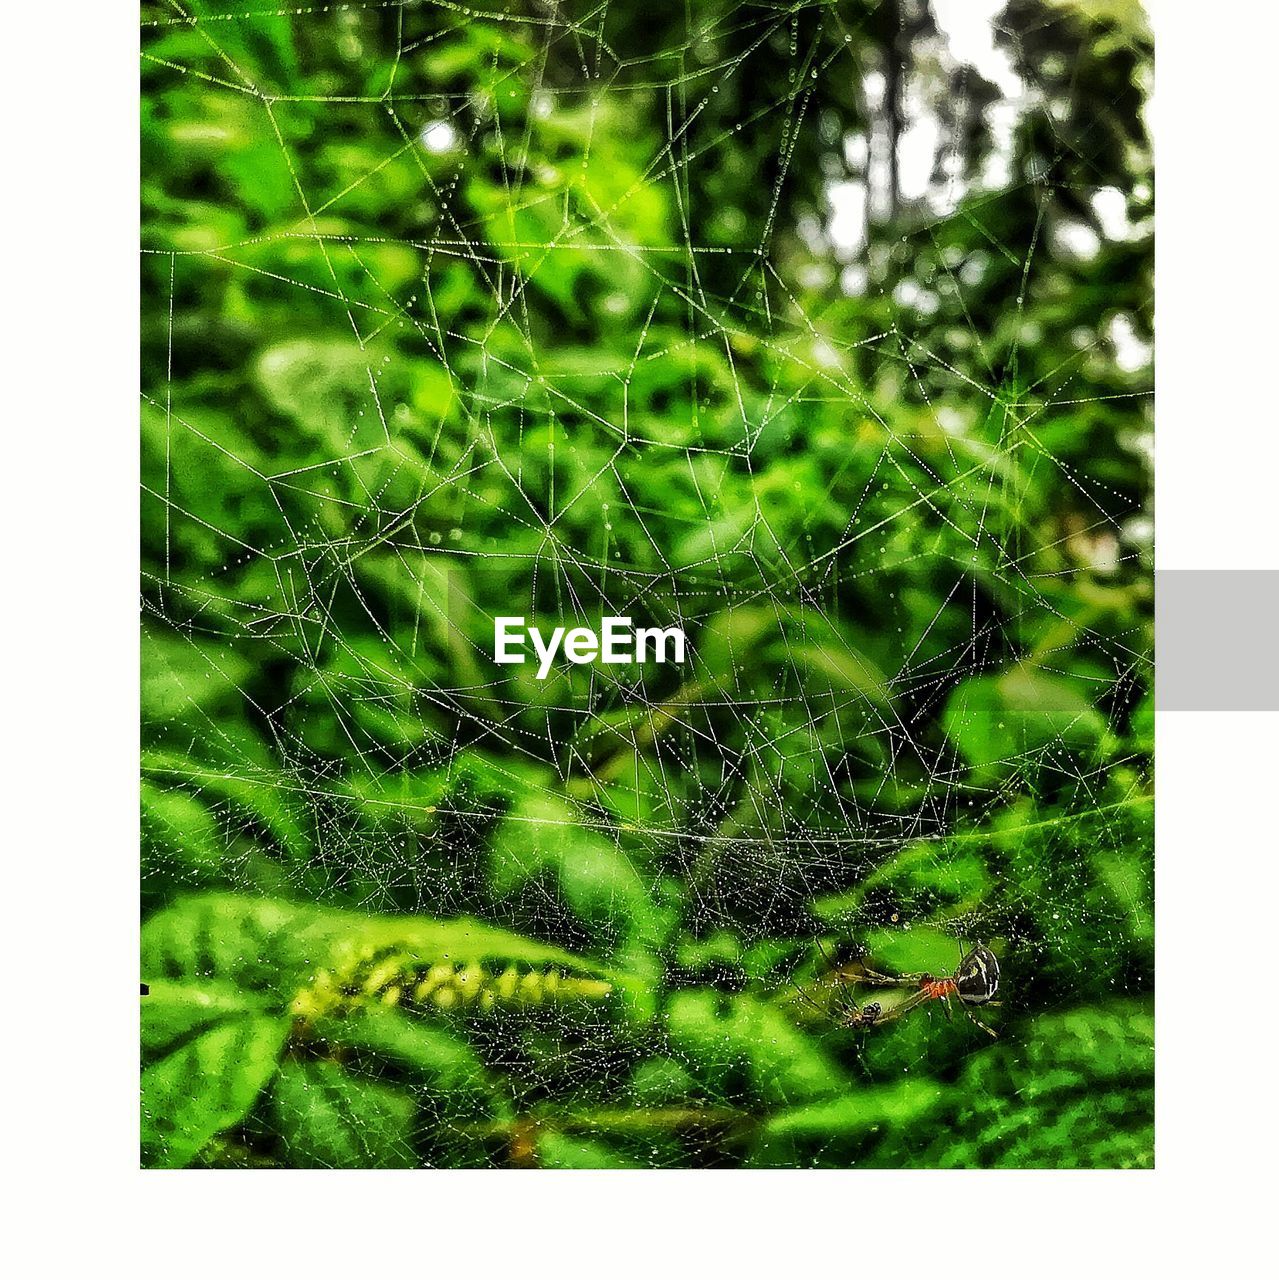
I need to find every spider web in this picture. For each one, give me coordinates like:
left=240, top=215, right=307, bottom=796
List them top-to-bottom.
left=141, top=0, right=1154, bottom=1168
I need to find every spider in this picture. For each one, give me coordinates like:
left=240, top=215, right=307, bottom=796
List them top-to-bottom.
left=791, top=941, right=1001, bottom=1038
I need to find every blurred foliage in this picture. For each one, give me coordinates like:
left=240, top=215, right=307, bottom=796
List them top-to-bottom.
left=141, top=0, right=1153, bottom=1168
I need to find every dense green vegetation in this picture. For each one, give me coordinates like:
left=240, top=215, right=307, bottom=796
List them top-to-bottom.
left=141, top=0, right=1153, bottom=1168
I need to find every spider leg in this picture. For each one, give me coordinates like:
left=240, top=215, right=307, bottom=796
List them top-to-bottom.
left=813, top=935, right=839, bottom=972
left=811, top=937, right=876, bottom=992
left=787, top=957, right=869, bottom=1031
left=846, top=964, right=922, bottom=989
left=786, top=971, right=832, bottom=1022
left=839, top=986, right=872, bottom=1029
left=863, top=987, right=933, bottom=1026
left=961, top=1004, right=999, bottom=1039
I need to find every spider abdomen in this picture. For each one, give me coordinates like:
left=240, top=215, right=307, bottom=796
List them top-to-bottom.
left=954, top=945, right=1000, bottom=1005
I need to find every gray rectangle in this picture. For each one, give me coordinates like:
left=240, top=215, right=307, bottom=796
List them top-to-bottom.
left=1157, top=570, right=1279, bottom=710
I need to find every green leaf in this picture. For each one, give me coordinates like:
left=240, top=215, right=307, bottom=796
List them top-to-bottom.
left=255, top=339, right=389, bottom=450
left=140, top=630, right=254, bottom=723
left=942, top=666, right=1109, bottom=773
left=141, top=783, right=226, bottom=877
left=489, top=792, right=670, bottom=954
left=813, top=840, right=993, bottom=924
left=142, top=893, right=627, bottom=1005
left=141, top=895, right=308, bottom=997
left=141, top=979, right=274, bottom=1060
left=666, top=991, right=849, bottom=1105
left=141, top=993, right=288, bottom=1168
left=864, top=1001, right=1153, bottom=1169
left=313, top=1006, right=504, bottom=1116
left=271, top=1058, right=418, bottom=1169
left=765, top=1082, right=944, bottom=1141
left=536, top=1131, right=643, bottom=1169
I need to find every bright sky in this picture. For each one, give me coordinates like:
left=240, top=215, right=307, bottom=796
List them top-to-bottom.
left=930, top=0, right=1022, bottom=96
left=829, top=1, right=1024, bottom=254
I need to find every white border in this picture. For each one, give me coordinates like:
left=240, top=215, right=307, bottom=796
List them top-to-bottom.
left=7, top=1, right=1278, bottom=1274
left=1153, top=3, right=1279, bottom=571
